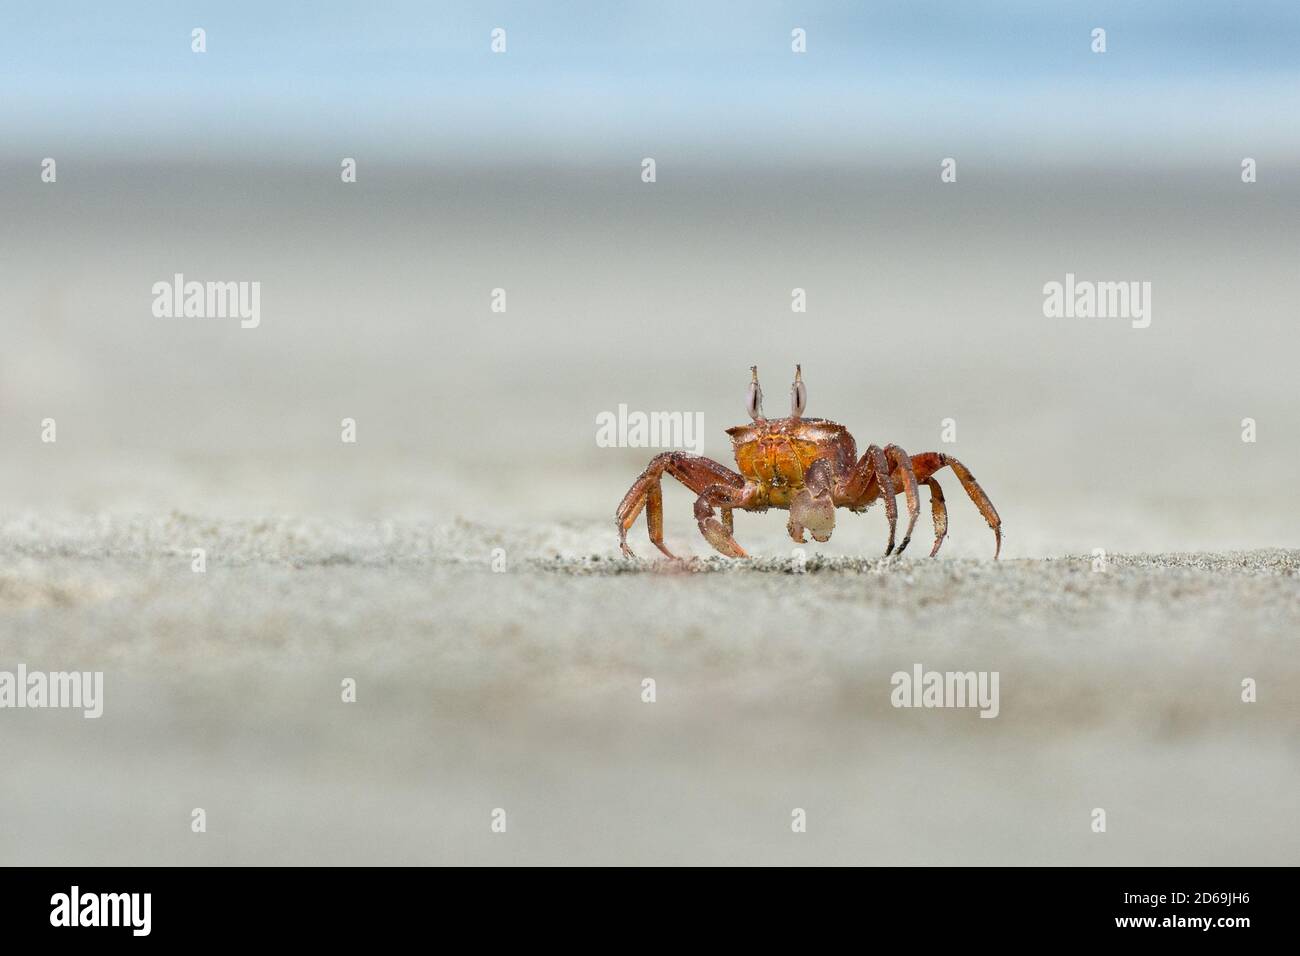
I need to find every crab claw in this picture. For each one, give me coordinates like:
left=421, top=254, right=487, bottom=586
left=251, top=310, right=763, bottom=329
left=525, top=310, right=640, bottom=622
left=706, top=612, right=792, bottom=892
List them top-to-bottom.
left=788, top=487, right=835, bottom=544
left=699, top=517, right=749, bottom=558
left=787, top=518, right=807, bottom=544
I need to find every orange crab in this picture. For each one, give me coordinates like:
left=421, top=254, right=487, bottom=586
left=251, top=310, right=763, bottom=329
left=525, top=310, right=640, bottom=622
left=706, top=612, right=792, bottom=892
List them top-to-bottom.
left=616, top=366, right=1002, bottom=559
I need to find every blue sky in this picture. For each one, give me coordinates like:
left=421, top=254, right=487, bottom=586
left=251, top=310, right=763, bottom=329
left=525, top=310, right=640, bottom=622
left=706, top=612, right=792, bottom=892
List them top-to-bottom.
left=3, top=1, right=1298, bottom=162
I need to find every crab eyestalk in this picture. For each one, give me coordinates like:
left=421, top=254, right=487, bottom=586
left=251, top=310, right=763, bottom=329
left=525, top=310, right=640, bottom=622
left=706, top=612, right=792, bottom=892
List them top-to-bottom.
left=791, top=364, right=806, bottom=419
left=746, top=365, right=765, bottom=422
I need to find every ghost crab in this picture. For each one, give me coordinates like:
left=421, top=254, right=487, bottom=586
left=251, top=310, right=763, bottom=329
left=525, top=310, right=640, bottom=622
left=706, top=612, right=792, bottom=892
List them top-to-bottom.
left=616, top=366, right=1002, bottom=560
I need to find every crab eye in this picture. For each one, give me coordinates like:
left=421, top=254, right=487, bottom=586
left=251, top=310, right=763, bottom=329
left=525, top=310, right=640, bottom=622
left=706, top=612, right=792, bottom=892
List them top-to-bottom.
left=792, top=380, right=807, bottom=416
left=746, top=381, right=764, bottom=421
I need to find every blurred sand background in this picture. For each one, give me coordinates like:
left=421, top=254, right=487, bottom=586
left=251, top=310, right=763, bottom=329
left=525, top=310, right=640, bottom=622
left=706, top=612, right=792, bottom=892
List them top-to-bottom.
left=2, top=2, right=1299, bottom=864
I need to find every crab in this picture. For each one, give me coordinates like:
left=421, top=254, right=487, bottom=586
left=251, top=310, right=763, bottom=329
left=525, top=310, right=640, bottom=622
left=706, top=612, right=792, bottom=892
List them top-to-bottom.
left=616, top=366, right=1002, bottom=560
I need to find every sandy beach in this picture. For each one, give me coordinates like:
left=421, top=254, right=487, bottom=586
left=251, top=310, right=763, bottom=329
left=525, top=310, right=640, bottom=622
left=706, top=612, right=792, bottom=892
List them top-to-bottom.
left=3, top=92, right=1299, bottom=864
left=1, top=504, right=1296, bottom=864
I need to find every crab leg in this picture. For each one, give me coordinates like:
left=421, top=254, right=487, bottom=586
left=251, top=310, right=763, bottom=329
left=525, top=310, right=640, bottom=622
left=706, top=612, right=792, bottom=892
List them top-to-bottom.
left=835, top=444, right=899, bottom=555
left=883, top=444, right=921, bottom=555
left=616, top=452, right=747, bottom=559
left=910, top=452, right=1001, bottom=558
left=921, top=477, right=948, bottom=557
